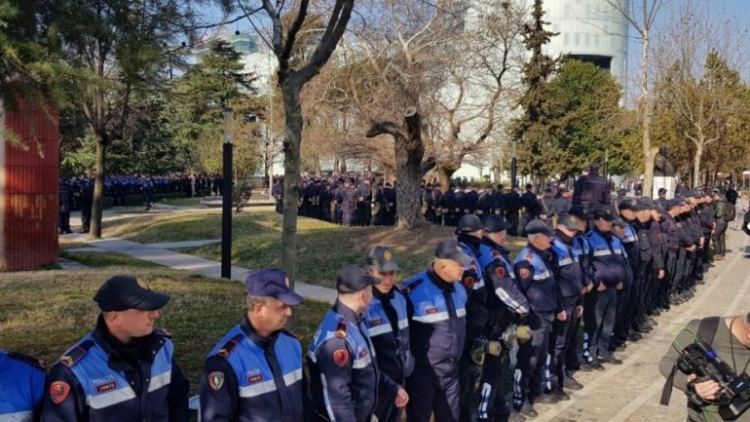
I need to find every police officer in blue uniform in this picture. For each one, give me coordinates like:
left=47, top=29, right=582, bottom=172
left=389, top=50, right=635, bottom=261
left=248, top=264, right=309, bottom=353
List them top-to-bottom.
left=584, top=205, right=628, bottom=368
left=546, top=214, right=588, bottom=400
left=475, top=215, right=530, bottom=422
left=513, top=219, right=564, bottom=418
left=404, top=239, right=471, bottom=422
left=364, top=246, right=415, bottom=422
left=309, top=265, right=408, bottom=422
left=200, top=269, right=308, bottom=422
left=41, top=275, right=189, bottom=422
left=1, top=350, right=46, bottom=421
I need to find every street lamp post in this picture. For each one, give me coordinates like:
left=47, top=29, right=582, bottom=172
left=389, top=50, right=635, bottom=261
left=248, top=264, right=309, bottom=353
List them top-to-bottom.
left=221, top=107, right=234, bottom=279
left=511, top=136, right=520, bottom=188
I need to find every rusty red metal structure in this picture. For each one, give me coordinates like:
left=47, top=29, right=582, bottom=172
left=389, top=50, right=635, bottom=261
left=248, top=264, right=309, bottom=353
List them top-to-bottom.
left=1, top=99, right=60, bottom=270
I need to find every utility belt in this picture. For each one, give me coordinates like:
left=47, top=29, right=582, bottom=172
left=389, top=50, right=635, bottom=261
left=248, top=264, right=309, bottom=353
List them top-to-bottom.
left=470, top=322, right=531, bottom=366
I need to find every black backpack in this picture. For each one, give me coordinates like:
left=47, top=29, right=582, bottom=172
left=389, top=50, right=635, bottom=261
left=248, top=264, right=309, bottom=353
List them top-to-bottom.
left=724, top=204, right=737, bottom=222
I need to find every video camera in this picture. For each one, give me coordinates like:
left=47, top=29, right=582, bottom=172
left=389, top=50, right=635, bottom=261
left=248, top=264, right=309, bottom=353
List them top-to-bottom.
left=667, top=339, right=750, bottom=419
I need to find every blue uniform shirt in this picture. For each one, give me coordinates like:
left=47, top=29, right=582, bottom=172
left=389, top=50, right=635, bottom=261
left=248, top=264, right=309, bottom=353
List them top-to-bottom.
left=586, top=228, right=629, bottom=288
left=551, top=237, right=584, bottom=301
left=476, top=239, right=529, bottom=317
left=513, top=245, right=562, bottom=314
left=363, top=287, right=415, bottom=383
left=200, top=316, right=306, bottom=422
left=0, top=350, right=46, bottom=422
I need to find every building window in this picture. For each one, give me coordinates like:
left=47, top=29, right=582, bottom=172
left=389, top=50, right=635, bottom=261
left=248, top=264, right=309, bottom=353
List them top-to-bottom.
left=574, top=33, right=580, bottom=46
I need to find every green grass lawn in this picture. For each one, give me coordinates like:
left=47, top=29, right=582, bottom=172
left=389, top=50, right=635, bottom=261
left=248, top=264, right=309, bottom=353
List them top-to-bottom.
left=100, top=210, right=525, bottom=289
left=60, top=250, right=163, bottom=268
left=0, top=268, right=330, bottom=393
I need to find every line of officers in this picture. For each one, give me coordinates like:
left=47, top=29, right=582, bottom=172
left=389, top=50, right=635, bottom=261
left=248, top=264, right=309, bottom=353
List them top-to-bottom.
left=1, top=189, right=720, bottom=422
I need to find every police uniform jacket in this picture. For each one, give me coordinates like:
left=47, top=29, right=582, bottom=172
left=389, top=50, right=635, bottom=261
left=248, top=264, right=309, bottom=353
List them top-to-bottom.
left=572, top=172, right=610, bottom=208
left=476, top=190, right=492, bottom=215
left=504, top=191, right=521, bottom=215
left=520, top=191, right=538, bottom=216
left=698, top=203, right=715, bottom=233
left=660, top=213, right=681, bottom=254
left=675, top=216, right=696, bottom=248
left=632, top=220, right=654, bottom=267
left=647, top=220, right=666, bottom=270
left=619, top=222, right=640, bottom=271
left=586, top=228, right=629, bottom=288
left=574, top=233, right=595, bottom=288
left=457, top=234, right=488, bottom=331
left=551, top=235, right=584, bottom=304
left=477, top=238, right=529, bottom=318
left=513, top=245, right=562, bottom=314
left=403, top=269, right=467, bottom=380
left=363, top=287, right=415, bottom=383
left=308, top=301, right=400, bottom=422
left=200, top=316, right=306, bottom=422
left=41, top=317, right=189, bottom=422
left=1, top=350, right=46, bottom=422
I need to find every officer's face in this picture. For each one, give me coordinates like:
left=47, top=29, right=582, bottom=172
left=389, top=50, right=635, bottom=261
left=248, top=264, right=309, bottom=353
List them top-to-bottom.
left=620, top=209, right=636, bottom=221
left=636, top=210, right=651, bottom=223
left=594, top=218, right=613, bottom=232
left=439, top=260, right=466, bottom=282
left=373, top=269, right=397, bottom=294
left=257, top=298, right=293, bottom=332
left=112, top=309, right=160, bottom=339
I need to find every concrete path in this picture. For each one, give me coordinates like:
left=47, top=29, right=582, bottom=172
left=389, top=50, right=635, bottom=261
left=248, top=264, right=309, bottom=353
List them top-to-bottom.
left=531, top=230, right=750, bottom=422
left=75, top=237, right=337, bottom=304
left=147, top=239, right=220, bottom=249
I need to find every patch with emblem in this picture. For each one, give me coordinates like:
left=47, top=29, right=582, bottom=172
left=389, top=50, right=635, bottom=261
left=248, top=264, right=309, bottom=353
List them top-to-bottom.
left=491, top=249, right=500, bottom=258
left=384, top=250, right=392, bottom=261
left=525, top=251, right=534, bottom=262
left=494, top=266, right=505, bottom=278
left=519, top=268, right=531, bottom=279
left=463, top=276, right=475, bottom=289
left=425, top=306, right=439, bottom=314
left=369, top=318, right=382, bottom=326
left=358, top=348, right=367, bottom=358
left=333, top=349, right=349, bottom=367
left=209, top=371, right=225, bottom=391
left=247, top=371, right=263, bottom=385
left=50, top=381, right=71, bottom=404
left=95, top=381, right=117, bottom=394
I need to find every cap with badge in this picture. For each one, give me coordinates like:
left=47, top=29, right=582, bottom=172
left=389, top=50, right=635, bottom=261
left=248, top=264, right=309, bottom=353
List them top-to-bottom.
left=636, top=197, right=655, bottom=211
left=618, top=198, right=638, bottom=211
left=568, top=205, right=589, bottom=220
left=591, top=205, right=615, bottom=221
left=456, top=214, right=483, bottom=234
left=556, top=214, right=580, bottom=232
left=482, top=215, right=511, bottom=233
left=612, top=218, right=628, bottom=228
left=525, top=219, right=554, bottom=236
left=434, top=239, right=473, bottom=266
left=367, top=245, right=399, bottom=273
left=336, top=265, right=381, bottom=293
left=245, top=268, right=304, bottom=306
left=94, top=275, right=171, bottom=312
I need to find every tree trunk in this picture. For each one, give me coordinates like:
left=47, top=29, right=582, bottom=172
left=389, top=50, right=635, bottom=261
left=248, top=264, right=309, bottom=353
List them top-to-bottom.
left=641, top=30, right=656, bottom=198
left=280, top=81, right=303, bottom=285
left=395, top=109, right=425, bottom=230
left=90, top=138, right=106, bottom=238
left=693, top=141, right=703, bottom=188
left=312, top=155, right=321, bottom=177
left=333, top=157, right=340, bottom=175
left=340, top=157, right=347, bottom=174
left=436, top=165, right=457, bottom=192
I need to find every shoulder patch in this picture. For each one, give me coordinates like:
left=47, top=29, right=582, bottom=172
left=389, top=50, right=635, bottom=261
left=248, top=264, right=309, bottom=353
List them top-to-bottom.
left=525, top=251, right=534, bottom=262
left=494, top=266, right=506, bottom=278
left=519, top=268, right=531, bottom=279
left=402, top=278, right=425, bottom=295
left=335, top=320, right=348, bottom=338
left=154, top=328, right=172, bottom=338
left=216, top=334, right=244, bottom=359
left=60, top=340, right=95, bottom=368
left=333, top=349, right=349, bottom=367
left=7, top=352, right=46, bottom=371
left=50, top=381, right=71, bottom=404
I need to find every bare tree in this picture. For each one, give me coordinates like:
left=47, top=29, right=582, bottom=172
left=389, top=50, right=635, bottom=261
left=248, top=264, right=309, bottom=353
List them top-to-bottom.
left=247, top=0, right=354, bottom=282
left=606, top=0, right=667, bottom=198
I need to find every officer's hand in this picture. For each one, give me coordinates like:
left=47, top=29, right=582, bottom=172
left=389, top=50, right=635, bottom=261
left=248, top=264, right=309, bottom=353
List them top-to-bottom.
left=658, top=269, right=665, bottom=280
left=616, top=282, right=624, bottom=290
left=597, top=283, right=607, bottom=292
left=586, top=284, right=594, bottom=293
left=576, top=306, right=584, bottom=318
left=556, top=310, right=567, bottom=321
left=687, top=374, right=721, bottom=401
left=395, top=388, right=409, bottom=408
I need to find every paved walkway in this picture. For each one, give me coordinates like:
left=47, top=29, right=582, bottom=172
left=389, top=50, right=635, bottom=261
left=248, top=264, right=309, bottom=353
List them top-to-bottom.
left=531, top=230, right=750, bottom=422
left=67, top=237, right=338, bottom=304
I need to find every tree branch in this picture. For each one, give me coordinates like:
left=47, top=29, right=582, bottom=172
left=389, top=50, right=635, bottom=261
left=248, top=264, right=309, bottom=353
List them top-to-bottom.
left=281, top=0, right=310, bottom=62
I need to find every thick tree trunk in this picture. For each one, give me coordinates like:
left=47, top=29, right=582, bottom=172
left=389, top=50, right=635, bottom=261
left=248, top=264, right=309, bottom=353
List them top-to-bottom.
left=641, top=30, right=656, bottom=199
left=280, top=81, right=303, bottom=285
left=395, top=110, right=425, bottom=230
left=90, top=139, right=105, bottom=238
left=693, top=142, right=703, bottom=188
left=436, top=165, right=457, bottom=192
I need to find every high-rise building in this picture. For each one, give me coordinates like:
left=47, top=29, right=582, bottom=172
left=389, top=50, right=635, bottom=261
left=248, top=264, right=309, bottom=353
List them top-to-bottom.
left=544, top=0, right=630, bottom=94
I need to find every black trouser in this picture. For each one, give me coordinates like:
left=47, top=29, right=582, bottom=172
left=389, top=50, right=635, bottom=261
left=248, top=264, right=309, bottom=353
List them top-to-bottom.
left=81, top=207, right=91, bottom=231
left=59, top=212, right=71, bottom=233
left=507, top=213, right=519, bottom=237
left=713, top=221, right=728, bottom=256
left=702, top=230, right=712, bottom=263
left=635, top=260, right=652, bottom=323
left=613, top=284, right=633, bottom=342
left=592, top=287, right=617, bottom=359
left=582, top=291, right=598, bottom=363
left=547, top=300, right=578, bottom=390
left=513, top=311, right=553, bottom=408
left=476, top=320, right=514, bottom=422
left=459, top=327, right=483, bottom=422
left=408, top=366, right=460, bottom=422
left=376, top=377, right=404, bottom=422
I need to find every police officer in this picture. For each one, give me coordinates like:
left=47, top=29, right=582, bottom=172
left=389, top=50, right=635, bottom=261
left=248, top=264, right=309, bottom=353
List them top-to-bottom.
left=572, top=163, right=610, bottom=210
left=59, top=177, right=73, bottom=235
left=520, top=185, right=537, bottom=236
left=505, top=186, right=521, bottom=237
left=712, top=189, right=729, bottom=260
left=584, top=205, right=628, bottom=368
left=547, top=214, right=588, bottom=400
left=475, top=216, right=530, bottom=422
left=513, top=220, right=564, bottom=418
left=404, top=240, right=470, bottom=422
left=364, top=246, right=415, bottom=422
left=308, top=265, right=408, bottom=422
left=200, top=269, right=307, bottom=422
left=41, top=275, right=190, bottom=422
left=1, top=350, right=46, bottom=421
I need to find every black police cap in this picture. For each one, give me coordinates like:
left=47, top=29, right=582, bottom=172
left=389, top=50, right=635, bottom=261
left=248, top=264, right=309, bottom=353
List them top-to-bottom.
left=568, top=205, right=589, bottom=220
left=591, top=205, right=615, bottom=221
left=456, top=214, right=483, bottom=234
left=556, top=214, right=580, bottom=232
left=482, top=215, right=511, bottom=233
left=525, top=219, right=554, bottom=236
left=435, top=239, right=473, bottom=266
left=367, top=246, right=399, bottom=273
left=336, top=265, right=381, bottom=294
left=94, top=275, right=170, bottom=312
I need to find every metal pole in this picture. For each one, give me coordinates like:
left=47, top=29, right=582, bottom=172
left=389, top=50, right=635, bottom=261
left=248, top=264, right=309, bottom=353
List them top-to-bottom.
left=221, top=107, right=234, bottom=279
left=510, top=138, right=518, bottom=187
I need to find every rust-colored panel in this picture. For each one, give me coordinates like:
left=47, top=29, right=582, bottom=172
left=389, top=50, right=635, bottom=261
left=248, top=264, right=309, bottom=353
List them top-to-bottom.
left=3, top=98, right=60, bottom=271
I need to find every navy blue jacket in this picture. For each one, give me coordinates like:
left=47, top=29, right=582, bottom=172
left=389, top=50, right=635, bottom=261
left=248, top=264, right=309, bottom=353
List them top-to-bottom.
left=572, top=171, right=610, bottom=209
left=660, top=212, right=680, bottom=254
left=586, top=228, right=629, bottom=288
left=457, top=234, right=488, bottom=331
left=551, top=234, right=584, bottom=303
left=477, top=238, right=529, bottom=317
left=513, top=244, right=562, bottom=314
left=404, top=269, right=467, bottom=379
left=363, top=287, right=415, bottom=383
left=308, top=301, right=400, bottom=422
left=200, top=316, right=307, bottom=422
left=41, top=319, right=189, bottom=422
left=1, top=350, right=46, bottom=422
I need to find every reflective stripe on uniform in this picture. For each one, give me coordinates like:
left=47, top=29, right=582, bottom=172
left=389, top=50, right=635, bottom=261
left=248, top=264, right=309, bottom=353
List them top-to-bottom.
left=147, top=370, right=171, bottom=392
left=87, top=387, right=136, bottom=410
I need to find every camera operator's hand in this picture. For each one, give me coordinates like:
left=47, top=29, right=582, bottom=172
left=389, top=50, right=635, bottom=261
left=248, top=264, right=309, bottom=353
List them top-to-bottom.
left=687, top=374, right=721, bottom=401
